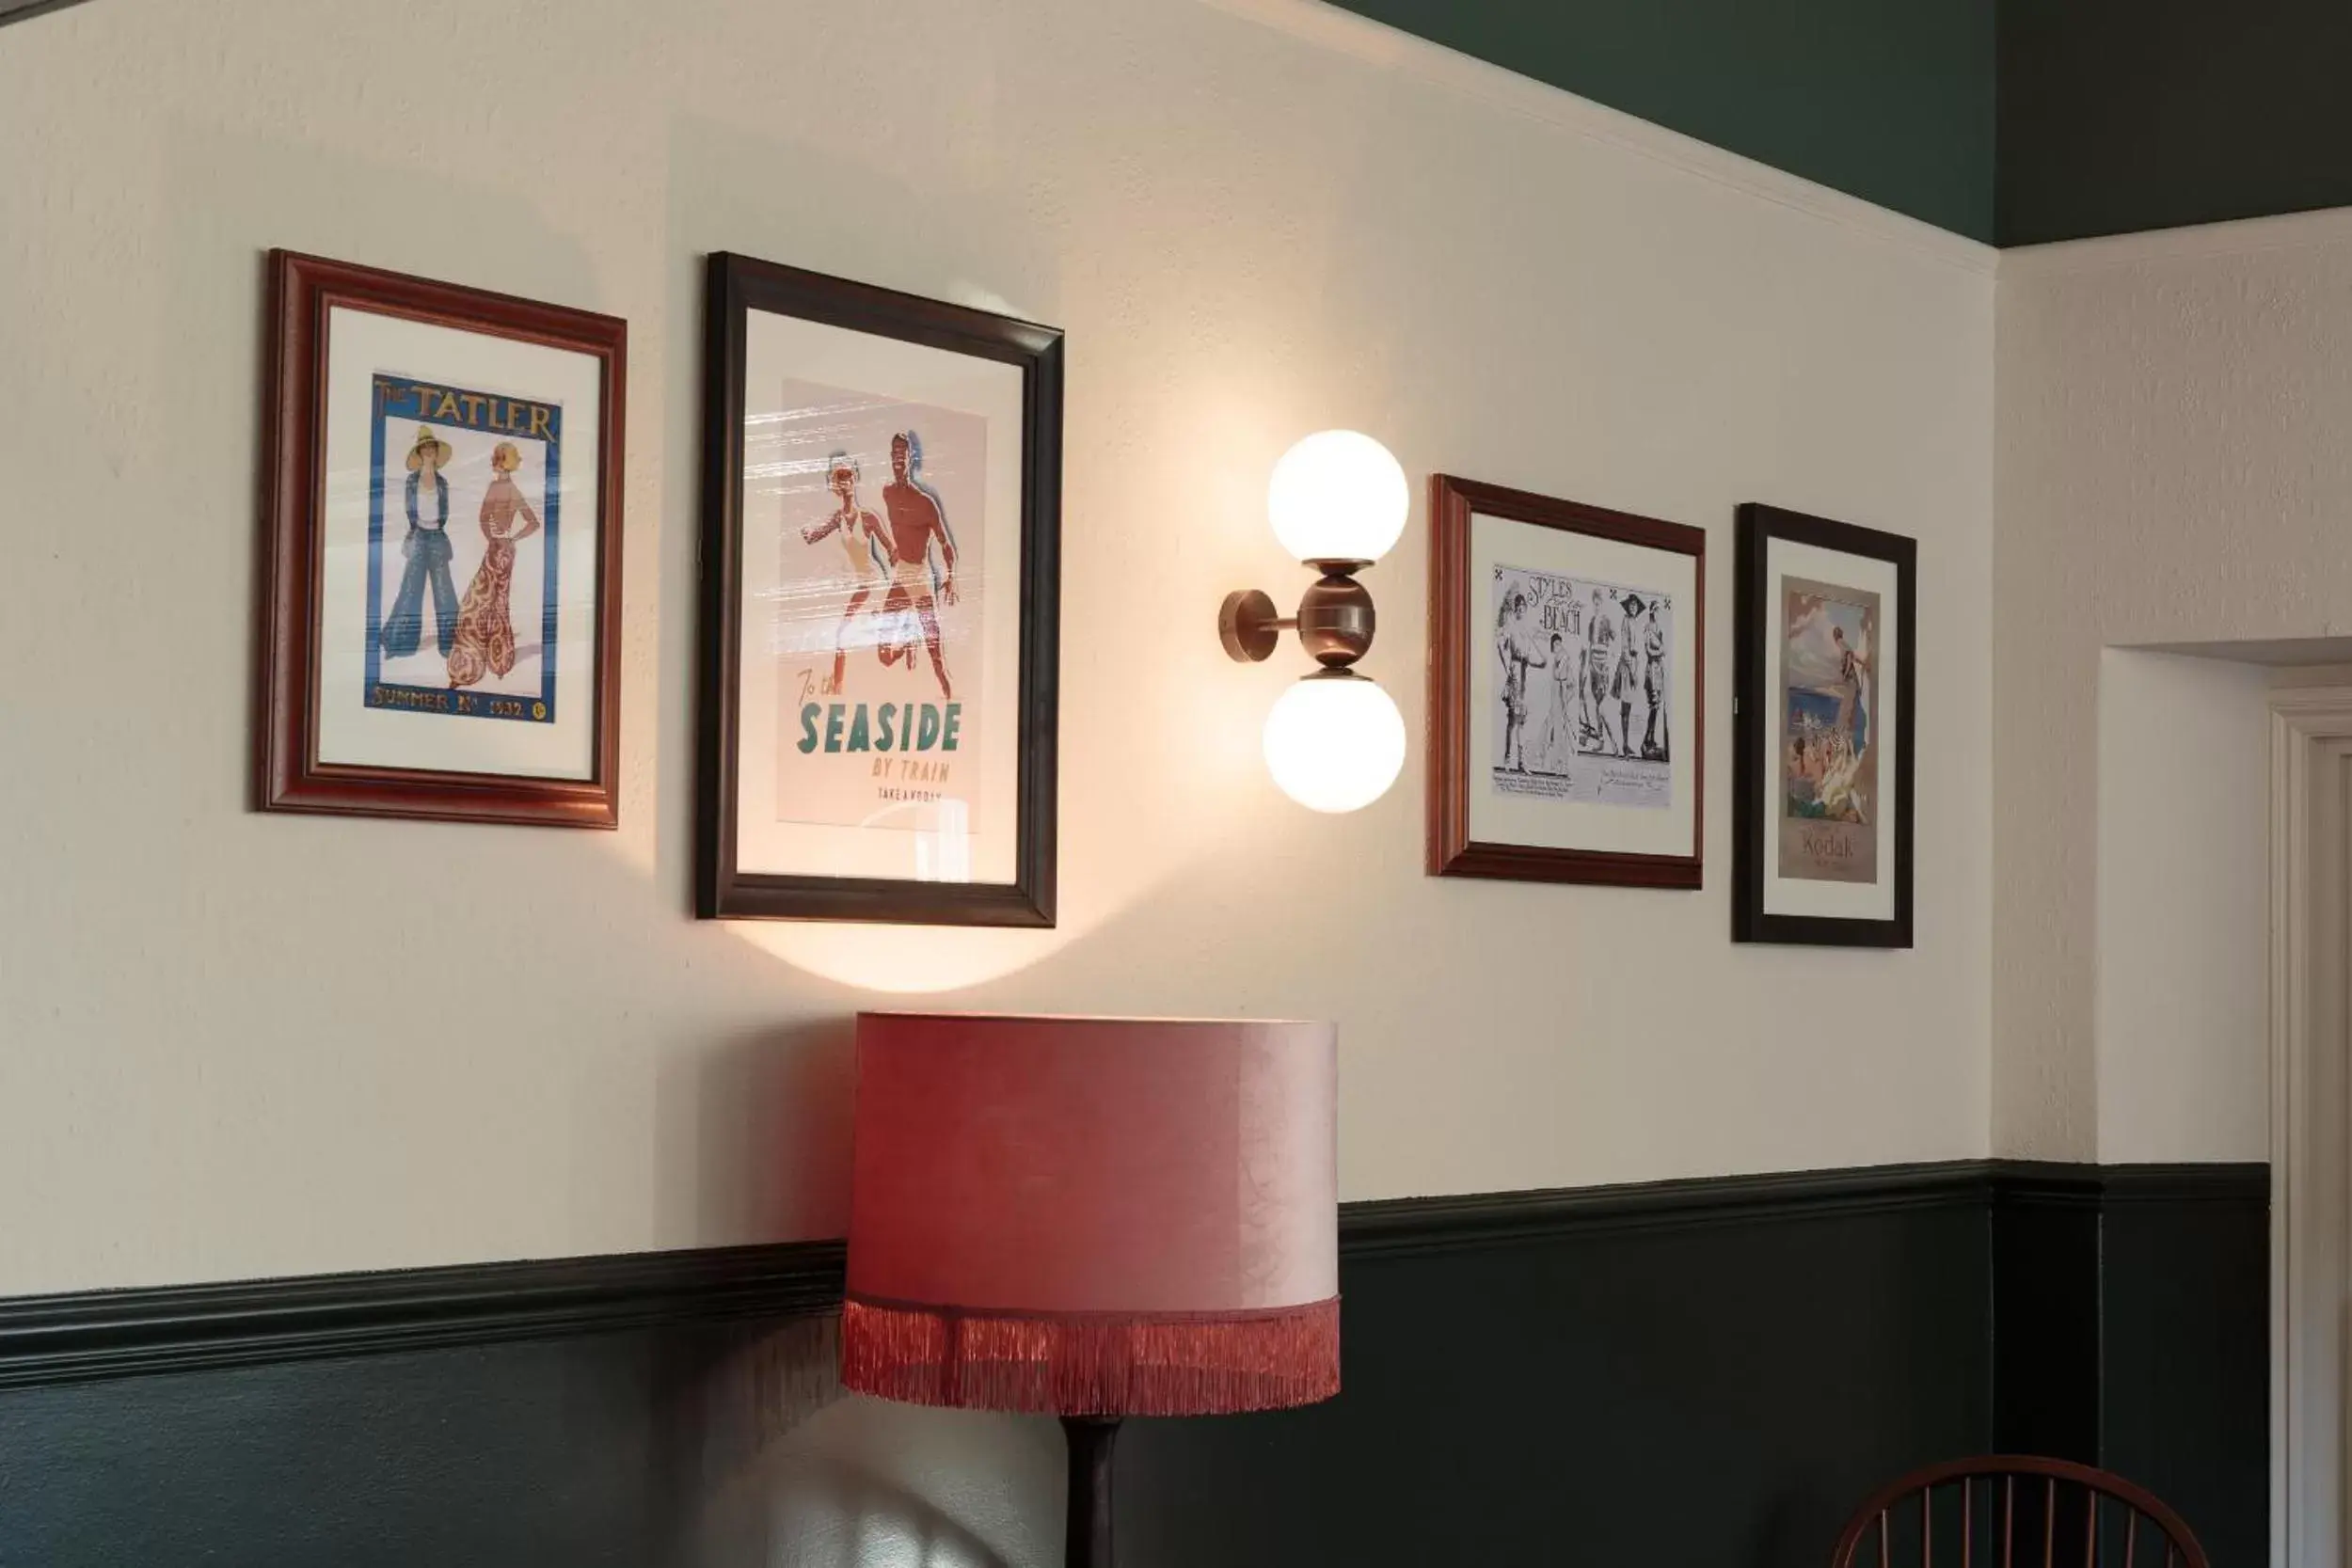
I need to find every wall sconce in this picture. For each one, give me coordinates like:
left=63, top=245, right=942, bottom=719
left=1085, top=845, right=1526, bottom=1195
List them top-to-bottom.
left=1219, top=430, right=1409, bottom=813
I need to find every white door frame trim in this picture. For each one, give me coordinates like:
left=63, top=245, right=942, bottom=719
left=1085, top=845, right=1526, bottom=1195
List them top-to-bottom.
left=2267, top=687, right=2352, bottom=1568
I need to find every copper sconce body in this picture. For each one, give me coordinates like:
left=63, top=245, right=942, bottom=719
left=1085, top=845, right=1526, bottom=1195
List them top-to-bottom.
left=1219, top=560, right=1375, bottom=670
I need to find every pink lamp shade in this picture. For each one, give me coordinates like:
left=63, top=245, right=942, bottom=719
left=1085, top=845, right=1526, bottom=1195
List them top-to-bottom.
left=840, top=1013, right=1340, bottom=1418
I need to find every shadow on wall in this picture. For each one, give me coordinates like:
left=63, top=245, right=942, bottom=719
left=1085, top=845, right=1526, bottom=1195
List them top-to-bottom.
left=685, top=1020, right=861, bottom=1247
left=640, top=1305, right=1016, bottom=1567
left=677, top=1325, right=1056, bottom=1568
left=703, top=1447, right=1024, bottom=1568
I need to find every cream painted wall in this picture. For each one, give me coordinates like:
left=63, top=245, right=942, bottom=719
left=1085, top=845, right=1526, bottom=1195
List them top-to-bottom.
left=0, top=0, right=1994, bottom=1298
left=1996, top=210, right=2352, bottom=1159
left=2092, top=649, right=2269, bottom=1164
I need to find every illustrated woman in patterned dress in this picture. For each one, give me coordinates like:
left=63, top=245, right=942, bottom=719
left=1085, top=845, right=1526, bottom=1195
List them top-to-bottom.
left=382, top=425, right=459, bottom=659
left=447, top=441, right=541, bottom=688
left=1832, top=622, right=1873, bottom=757
left=1538, top=631, right=1581, bottom=771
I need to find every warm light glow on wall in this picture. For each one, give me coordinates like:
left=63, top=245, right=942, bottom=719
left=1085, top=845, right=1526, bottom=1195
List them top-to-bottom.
left=727, top=922, right=1070, bottom=995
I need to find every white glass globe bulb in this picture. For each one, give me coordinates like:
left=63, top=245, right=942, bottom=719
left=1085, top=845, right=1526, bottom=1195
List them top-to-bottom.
left=1266, top=430, right=1408, bottom=564
left=1262, top=674, right=1406, bottom=814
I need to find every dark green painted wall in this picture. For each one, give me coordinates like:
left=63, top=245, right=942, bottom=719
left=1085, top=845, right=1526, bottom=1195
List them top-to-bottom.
left=1325, top=0, right=1998, bottom=241
left=1328, top=0, right=2352, bottom=246
left=1998, top=0, right=2352, bottom=245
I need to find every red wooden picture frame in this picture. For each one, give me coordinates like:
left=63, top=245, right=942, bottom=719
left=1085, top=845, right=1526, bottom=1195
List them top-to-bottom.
left=259, top=250, right=627, bottom=828
left=1427, top=473, right=1707, bottom=888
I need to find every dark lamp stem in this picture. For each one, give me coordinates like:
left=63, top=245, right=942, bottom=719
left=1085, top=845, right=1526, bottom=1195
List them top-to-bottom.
left=1063, top=1416, right=1122, bottom=1568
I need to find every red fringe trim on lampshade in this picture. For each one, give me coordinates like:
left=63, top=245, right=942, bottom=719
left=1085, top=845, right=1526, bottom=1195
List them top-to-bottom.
left=839, top=1294, right=1341, bottom=1417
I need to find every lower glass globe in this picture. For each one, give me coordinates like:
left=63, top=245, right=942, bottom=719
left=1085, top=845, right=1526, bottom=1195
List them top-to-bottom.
left=1262, top=673, right=1406, bottom=814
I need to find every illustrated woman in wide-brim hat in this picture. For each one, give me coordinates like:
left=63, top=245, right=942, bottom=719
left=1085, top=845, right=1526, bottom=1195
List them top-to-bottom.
left=381, top=423, right=460, bottom=659
left=405, top=426, right=453, bottom=471
left=447, top=440, right=543, bottom=689
left=1611, top=593, right=1648, bottom=757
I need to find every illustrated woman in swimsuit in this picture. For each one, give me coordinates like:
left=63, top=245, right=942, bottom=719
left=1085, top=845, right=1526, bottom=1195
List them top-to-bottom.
left=877, top=431, right=959, bottom=701
left=798, top=451, right=898, bottom=696
left=1495, top=590, right=1546, bottom=771
left=1583, top=590, right=1619, bottom=754
left=1640, top=614, right=1667, bottom=760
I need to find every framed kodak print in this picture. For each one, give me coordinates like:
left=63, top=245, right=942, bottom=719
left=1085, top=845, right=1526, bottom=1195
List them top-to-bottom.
left=260, top=251, right=626, bottom=828
left=697, top=253, right=1061, bottom=926
left=1428, top=475, right=1705, bottom=887
left=1732, top=502, right=1915, bottom=946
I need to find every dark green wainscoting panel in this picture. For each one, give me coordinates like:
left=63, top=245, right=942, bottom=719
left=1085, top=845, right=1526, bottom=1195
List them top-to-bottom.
left=1320, top=0, right=1998, bottom=241
left=1998, top=0, right=2352, bottom=245
left=0, top=1162, right=2265, bottom=1568
left=2098, top=1165, right=2272, bottom=1568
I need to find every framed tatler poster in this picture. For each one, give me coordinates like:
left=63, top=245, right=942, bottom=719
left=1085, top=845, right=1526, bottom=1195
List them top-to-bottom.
left=260, top=251, right=626, bottom=827
left=697, top=253, right=1062, bottom=926
left=1428, top=475, right=1705, bottom=887
left=1732, top=502, right=1915, bottom=946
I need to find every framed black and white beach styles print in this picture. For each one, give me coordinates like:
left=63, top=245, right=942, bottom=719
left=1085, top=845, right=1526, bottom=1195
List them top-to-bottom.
left=260, top=251, right=626, bottom=828
left=697, top=253, right=1061, bottom=926
left=1428, top=475, right=1705, bottom=888
left=1732, top=502, right=1915, bottom=946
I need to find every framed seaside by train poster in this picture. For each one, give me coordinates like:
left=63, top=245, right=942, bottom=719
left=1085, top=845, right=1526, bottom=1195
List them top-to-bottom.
left=260, top=251, right=626, bottom=827
left=696, top=253, right=1062, bottom=926
left=1428, top=475, right=1705, bottom=887
left=1732, top=502, right=1915, bottom=946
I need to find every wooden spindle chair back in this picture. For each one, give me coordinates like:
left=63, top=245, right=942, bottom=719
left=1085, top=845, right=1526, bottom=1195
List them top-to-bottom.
left=1828, top=1456, right=2209, bottom=1568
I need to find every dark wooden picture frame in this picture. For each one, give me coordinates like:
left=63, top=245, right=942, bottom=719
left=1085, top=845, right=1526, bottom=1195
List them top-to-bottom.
left=260, top=250, right=627, bottom=828
left=696, top=253, right=1061, bottom=926
left=1428, top=474, right=1707, bottom=888
left=1732, top=502, right=1915, bottom=946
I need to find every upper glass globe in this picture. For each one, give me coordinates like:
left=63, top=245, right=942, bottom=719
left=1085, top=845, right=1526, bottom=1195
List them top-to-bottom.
left=1266, top=430, right=1408, bottom=564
